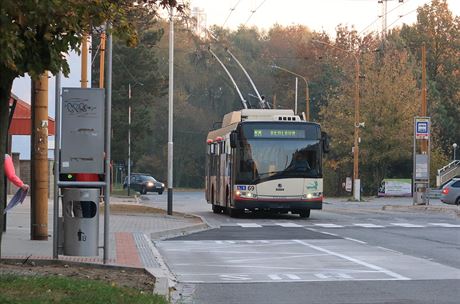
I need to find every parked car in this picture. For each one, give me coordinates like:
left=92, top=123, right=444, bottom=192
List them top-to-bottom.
left=123, top=174, right=165, bottom=195
left=440, top=178, right=460, bottom=205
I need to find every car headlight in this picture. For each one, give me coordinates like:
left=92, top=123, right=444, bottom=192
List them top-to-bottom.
left=147, top=182, right=154, bottom=187
left=161, top=183, right=165, bottom=187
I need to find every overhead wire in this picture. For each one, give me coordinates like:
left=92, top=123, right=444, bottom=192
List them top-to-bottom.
left=222, top=0, right=243, bottom=28
left=244, top=0, right=269, bottom=27
left=358, top=0, right=410, bottom=36
left=386, top=7, right=418, bottom=30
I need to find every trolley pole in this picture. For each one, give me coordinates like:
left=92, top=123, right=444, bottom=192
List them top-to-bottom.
left=167, top=7, right=174, bottom=215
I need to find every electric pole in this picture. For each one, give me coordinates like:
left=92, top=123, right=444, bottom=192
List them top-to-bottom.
left=31, top=72, right=49, bottom=240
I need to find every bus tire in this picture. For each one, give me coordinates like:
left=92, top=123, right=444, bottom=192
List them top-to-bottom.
left=212, top=204, right=222, bottom=214
left=228, top=208, right=241, bottom=218
left=298, top=209, right=310, bottom=218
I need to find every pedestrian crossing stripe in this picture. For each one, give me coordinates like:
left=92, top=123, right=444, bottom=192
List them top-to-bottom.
left=227, top=223, right=460, bottom=229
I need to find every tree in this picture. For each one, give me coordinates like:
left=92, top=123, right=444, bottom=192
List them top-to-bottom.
left=0, top=0, right=182, bottom=257
left=400, top=0, right=460, bottom=151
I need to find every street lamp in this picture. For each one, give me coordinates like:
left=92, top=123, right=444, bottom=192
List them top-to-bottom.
left=312, top=39, right=362, bottom=201
left=271, top=65, right=310, bottom=120
left=127, top=82, right=143, bottom=196
left=453, top=143, right=458, bottom=161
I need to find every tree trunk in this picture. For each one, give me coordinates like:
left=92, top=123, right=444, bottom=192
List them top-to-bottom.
left=0, top=73, right=15, bottom=258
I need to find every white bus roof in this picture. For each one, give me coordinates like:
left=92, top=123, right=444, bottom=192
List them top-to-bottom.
left=207, top=109, right=302, bottom=141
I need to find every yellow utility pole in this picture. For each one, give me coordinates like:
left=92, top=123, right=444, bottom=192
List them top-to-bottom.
left=99, top=32, right=106, bottom=88
left=81, top=34, right=88, bottom=88
left=312, top=39, right=361, bottom=200
left=421, top=43, right=428, bottom=153
left=31, top=72, right=49, bottom=240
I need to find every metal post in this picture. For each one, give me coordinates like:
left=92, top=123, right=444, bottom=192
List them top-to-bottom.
left=167, top=7, right=174, bottom=215
left=103, top=23, right=112, bottom=263
left=353, top=59, right=360, bottom=201
left=53, top=72, right=61, bottom=259
left=295, top=77, right=298, bottom=115
left=305, top=81, right=310, bottom=121
left=127, top=83, right=131, bottom=196
left=453, top=143, right=457, bottom=160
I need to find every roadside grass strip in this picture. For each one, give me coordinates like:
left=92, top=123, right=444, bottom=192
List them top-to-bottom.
left=0, top=274, right=168, bottom=304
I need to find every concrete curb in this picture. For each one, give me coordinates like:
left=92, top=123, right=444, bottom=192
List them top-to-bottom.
left=382, top=205, right=460, bottom=217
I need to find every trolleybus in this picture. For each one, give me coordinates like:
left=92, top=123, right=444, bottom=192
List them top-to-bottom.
left=205, top=109, right=329, bottom=217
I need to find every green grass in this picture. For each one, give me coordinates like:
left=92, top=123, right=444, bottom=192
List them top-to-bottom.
left=0, top=274, right=168, bottom=304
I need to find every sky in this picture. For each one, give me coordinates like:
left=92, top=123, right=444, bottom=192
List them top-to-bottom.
left=10, top=0, right=459, bottom=158
left=190, top=0, right=460, bottom=36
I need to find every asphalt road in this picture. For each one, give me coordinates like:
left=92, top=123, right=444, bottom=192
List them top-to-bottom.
left=144, top=192, right=460, bottom=304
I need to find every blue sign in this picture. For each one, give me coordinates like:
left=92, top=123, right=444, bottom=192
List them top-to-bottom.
left=415, top=118, right=430, bottom=139
left=236, top=185, right=247, bottom=190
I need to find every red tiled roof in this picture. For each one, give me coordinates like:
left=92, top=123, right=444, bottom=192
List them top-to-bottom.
left=8, top=94, right=55, bottom=136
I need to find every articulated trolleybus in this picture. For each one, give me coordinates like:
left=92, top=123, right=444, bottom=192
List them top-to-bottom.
left=205, top=109, right=329, bottom=218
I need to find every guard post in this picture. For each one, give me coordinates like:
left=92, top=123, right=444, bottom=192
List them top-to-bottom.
left=413, top=117, right=431, bottom=205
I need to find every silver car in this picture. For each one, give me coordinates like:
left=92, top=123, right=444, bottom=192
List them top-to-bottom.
left=440, top=178, right=460, bottom=205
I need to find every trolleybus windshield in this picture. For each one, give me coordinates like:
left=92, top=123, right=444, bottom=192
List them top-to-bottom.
left=236, top=123, right=322, bottom=184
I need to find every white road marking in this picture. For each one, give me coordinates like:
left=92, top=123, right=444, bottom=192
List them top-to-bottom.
left=237, top=223, right=262, bottom=228
left=275, top=223, right=303, bottom=228
left=314, top=223, right=344, bottom=228
left=353, top=223, right=384, bottom=228
left=391, top=223, right=424, bottom=228
left=429, top=223, right=460, bottom=228
left=319, top=231, right=339, bottom=237
left=344, top=237, right=367, bottom=244
left=293, top=240, right=410, bottom=280
left=315, top=272, right=353, bottom=279
left=219, top=274, right=251, bottom=281
left=268, top=274, right=282, bottom=280
left=285, top=274, right=302, bottom=280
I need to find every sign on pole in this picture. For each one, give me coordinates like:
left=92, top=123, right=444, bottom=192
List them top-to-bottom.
left=415, top=117, right=430, bottom=140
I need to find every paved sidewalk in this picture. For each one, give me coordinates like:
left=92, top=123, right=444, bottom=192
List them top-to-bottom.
left=1, top=194, right=205, bottom=269
left=324, top=196, right=460, bottom=217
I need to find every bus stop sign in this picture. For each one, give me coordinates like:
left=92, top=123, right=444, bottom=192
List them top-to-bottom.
left=415, top=117, right=430, bottom=140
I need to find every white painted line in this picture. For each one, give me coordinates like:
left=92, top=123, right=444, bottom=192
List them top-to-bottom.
left=237, top=223, right=262, bottom=228
left=276, top=223, right=303, bottom=228
left=314, top=223, right=344, bottom=228
left=353, top=223, right=384, bottom=228
left=391, top=223, right=424, bottom=228
left=429, top=223, right=460, bottom=228
left=319, top=231, right=339, bottom=237
left=344, top=237, right=367, bottom=244
left=260, top=240, right=270, bottom=244
left=293, top=240, right=410, bottom=280
left=225, top=241, right=236, bottom=244
left=377, top=246, right=403, bottom=255
left=315, top=272, right=353, bottom=279
left=268, top=274, right=282, bottom=280
left=285, top=274, right=302, bottom=280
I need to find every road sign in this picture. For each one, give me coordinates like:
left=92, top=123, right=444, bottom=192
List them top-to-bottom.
left=415, top=117, right=430, bottom=140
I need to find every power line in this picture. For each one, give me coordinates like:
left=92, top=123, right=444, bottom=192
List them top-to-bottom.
left=222, top=0, right=243, bottom=28
left=244, top=0, right=269, bottom=27
left=358, top=0, right=409, bottom=35
left=386, top=8, right=418, bottom=30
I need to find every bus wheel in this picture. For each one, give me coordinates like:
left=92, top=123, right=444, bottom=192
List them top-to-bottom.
left=212, top=204, right=222, bottom=214
left=228, top=208, right=241, bottom=218
left=298, top=209, right=310, bottom=218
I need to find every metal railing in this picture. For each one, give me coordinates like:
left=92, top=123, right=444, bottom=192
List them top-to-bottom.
left=436, top=160, right=460, bottom=187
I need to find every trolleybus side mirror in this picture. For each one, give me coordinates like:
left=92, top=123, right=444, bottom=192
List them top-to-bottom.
left=230, top=131, right=237, bottom=148
left=322, top=131, right=330, bottom=154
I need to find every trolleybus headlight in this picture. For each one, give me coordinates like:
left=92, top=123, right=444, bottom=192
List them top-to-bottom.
left=235, top=190, right=242, bottom=197
left=304, top=192, right=322, bottom=199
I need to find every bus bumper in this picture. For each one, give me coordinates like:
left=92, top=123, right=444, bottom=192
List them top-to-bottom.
left=233, top=198, right=322, bottom=210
